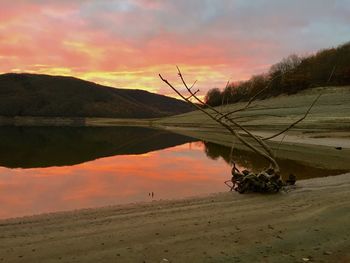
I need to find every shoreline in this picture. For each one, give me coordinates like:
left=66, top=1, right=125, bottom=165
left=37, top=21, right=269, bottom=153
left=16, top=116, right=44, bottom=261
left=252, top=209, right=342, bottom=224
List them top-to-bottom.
left=1, top=116, right=350, bottom=171
left=157, top=125, right=350, bottom=170
left=0, top=172, right=348, bottom=223
left=1, top=173, right=349, bottom=262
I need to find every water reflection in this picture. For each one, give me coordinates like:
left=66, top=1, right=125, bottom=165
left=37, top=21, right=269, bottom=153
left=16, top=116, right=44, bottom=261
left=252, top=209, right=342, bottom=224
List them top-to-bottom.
left=0, top=127, right=196, bottom=168
left=0, top=127, right=347, bottom=219
left=0, top=128, right=230, bottom=218
left=203, top=141, right=348, bottom=180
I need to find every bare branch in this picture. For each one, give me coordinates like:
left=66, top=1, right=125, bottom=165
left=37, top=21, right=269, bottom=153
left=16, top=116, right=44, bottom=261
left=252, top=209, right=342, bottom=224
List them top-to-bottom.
left=263, top=64, right=334, bottom=141
left=327, top=65, right=336, bottom=82
left=175, top=67, right=277, bottom=163
left=218, top=70, right=290, bottom=121
left=159, top=72, right=280, bottom=173
left=190, top=80, right=197, bottom=90
left=185, top=89, right=200, bottom=100
left=263, top=94, right=322, bottom=140
left=228, top=113, right=285, bottom=121
left=274, top=133, right=288, bottom=157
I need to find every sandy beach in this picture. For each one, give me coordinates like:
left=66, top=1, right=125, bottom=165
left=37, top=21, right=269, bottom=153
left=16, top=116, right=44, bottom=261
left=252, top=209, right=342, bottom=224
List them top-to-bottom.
left=0, top=173, right=349, bottom=263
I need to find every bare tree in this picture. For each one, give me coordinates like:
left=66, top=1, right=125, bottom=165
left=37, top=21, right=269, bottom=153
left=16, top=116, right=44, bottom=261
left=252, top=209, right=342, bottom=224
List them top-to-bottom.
left=269, top=54, right=302, bottom=75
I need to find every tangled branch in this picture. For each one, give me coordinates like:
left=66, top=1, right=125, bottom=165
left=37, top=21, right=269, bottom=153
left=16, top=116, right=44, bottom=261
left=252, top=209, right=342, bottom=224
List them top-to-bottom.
left=159, top=67, right=280, bottom=175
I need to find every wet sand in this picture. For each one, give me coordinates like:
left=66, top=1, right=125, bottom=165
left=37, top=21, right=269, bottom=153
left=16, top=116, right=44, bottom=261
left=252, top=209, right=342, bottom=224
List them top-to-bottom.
left=0, top=173, right=349, bottom=263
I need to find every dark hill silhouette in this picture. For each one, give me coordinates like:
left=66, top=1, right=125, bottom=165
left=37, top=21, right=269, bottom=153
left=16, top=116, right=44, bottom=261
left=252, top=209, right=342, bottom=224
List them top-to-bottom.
left=0, top=73, right=193, bottom=118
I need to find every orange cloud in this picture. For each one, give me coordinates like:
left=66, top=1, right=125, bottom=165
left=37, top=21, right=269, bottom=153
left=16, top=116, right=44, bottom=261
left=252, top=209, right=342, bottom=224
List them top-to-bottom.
left=1, top=0, right=349, bottom=97
left=0, top=1, right=262, bottom=97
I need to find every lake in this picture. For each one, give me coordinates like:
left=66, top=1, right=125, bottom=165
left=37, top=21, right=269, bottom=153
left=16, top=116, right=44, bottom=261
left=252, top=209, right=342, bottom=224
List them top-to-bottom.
left=0, top=127, right=346, bottom=219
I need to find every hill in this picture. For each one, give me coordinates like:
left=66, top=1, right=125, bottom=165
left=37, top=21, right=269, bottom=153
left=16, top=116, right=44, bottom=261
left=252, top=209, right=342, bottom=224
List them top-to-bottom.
left=205, top=41, right=350, bottom=106
left=0, top=73, right=193, bottom=118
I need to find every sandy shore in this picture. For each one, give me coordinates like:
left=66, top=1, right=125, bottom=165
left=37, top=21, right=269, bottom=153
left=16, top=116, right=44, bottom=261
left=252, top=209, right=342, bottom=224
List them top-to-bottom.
left=0, top=173, right=349, bottom=263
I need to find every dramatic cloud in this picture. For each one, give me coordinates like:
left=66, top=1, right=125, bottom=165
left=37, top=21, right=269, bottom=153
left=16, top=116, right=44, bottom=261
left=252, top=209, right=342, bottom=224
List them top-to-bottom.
left=0, top=0, right=349, bottom=96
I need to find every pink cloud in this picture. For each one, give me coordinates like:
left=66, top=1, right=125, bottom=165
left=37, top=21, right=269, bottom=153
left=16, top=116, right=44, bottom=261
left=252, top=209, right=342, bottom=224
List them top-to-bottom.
left=0, top=0, right=349, bottom=95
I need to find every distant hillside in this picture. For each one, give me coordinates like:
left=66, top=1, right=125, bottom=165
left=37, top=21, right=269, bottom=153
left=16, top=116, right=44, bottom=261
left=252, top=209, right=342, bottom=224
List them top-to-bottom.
left=205, top=41, right=350, bottom=106
left=0, top=73, right=193, bottom=118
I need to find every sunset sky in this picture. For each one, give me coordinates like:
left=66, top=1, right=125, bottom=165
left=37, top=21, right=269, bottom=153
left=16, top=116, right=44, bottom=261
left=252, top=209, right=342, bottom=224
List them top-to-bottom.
left=1, top=0, right=349, bottom=96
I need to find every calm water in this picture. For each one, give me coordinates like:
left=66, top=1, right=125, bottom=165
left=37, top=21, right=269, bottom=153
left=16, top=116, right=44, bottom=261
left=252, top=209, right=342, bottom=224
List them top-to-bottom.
left=0, top=127, right=346, bottom=219
left=0, top=127, right=228, bottom=219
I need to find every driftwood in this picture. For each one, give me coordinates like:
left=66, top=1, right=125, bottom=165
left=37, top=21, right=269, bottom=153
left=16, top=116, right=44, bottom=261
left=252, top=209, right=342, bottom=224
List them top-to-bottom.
left=224, top=164, right=296, bottom=194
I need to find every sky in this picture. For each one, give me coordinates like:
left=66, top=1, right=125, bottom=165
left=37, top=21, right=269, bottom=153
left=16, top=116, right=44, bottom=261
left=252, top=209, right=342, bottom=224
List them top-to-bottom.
left=1, top=0, right=349, bottom=97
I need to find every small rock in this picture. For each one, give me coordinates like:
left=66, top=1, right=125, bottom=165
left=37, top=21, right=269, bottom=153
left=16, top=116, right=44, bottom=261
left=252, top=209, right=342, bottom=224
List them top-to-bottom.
left=335, top=147, right=342, bottom=150
left=323, top=251, right=332, bottom=255
left=302, top=258, right=310, bottom=262
left=160, top=259, right=169, bottom=262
